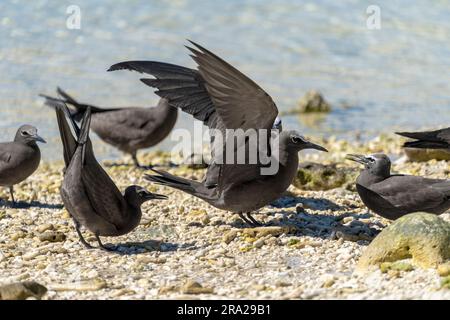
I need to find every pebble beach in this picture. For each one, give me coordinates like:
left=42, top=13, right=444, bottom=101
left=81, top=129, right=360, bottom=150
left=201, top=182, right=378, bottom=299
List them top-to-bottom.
left=0, top=134, right=449, bottom=300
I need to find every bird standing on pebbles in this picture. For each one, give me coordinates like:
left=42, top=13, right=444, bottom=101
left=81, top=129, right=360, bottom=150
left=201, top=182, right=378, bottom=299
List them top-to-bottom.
left=109, top=41, right=327, bottom=226
left=41, top=87, right=177, bottom=168
left=55, top=104, right=167, bottom=251
left=0, top=125, right=46, bottom=206
left=346, top=153, right=450, bottom=220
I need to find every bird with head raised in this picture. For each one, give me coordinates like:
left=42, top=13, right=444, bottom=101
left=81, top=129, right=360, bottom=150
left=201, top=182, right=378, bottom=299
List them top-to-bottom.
left=108, top=40, right=327, bottom=226
left=55, top=103, right=167, bottom=251
left=0, top=124, right=46, bottom=206
left=346, top=153, right=450, bottom=220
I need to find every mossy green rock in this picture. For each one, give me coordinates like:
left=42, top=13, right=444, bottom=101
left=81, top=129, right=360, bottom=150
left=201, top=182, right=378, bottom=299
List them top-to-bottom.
left=298, top=90, right=331, bottom=113
left=293, top=162, right=357, bottom=191
left=357, top=212, right=450, bottom=271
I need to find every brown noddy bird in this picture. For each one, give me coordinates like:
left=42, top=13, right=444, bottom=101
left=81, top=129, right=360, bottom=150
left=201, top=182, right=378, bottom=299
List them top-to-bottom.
left=108, top=41, right=327, bottom=226
left=41, top=87, right=178, bottom=168
left=55, top=104, right=167, bottom=250
left=0, top=125, right=46, bottom=206
left=396, top=127, right=450, bottom=150
left=346, top=153, right=450, bottom=220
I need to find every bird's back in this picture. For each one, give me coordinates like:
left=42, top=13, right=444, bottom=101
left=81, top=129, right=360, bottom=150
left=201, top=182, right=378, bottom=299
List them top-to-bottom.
left=90, top=101, right=177, bottom=152
left=0, top=141, right=40, bottom=186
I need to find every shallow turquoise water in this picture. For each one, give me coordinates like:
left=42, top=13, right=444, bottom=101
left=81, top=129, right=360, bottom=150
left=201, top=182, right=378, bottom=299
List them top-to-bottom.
left=0, top=0, right=449, bottom=160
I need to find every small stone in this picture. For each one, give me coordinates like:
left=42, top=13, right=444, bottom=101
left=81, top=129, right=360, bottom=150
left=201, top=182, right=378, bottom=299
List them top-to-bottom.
left=342, top=216, right=354, bottom=224
left=37, top=224, right=54, bottom=233
left=243, top=226, right=289, bottom=238
left=222, top=230, right=237, bottom=244
left=11, top=231, right=26, bottom=241
left=39, top=231, right=66, bottom=243
left=253, top=238, right=265, bottom=248
left=23, top=250, right=41, bottom=261
left=50, top=278, right=107, bottom=292
left=181, top=280, right=214, bottom=295
left=0, top=281, right=47, bottom=300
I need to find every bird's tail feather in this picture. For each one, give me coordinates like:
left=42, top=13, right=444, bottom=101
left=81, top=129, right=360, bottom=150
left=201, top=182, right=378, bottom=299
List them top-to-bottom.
left=41, top=87, right=112, bottom=121
left=396, top=130, right=438, bottom=141
left=144, top=168, right=215, bottom=201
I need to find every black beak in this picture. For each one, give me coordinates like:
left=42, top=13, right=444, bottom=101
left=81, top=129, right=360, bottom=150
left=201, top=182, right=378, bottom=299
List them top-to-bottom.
left=33, top=134, right=46, bottom=143
left=305, top=141, right=328, bottom=152
left=345, top=154, right=369, bottom=165
left=145, top=192, right=168, bottom=200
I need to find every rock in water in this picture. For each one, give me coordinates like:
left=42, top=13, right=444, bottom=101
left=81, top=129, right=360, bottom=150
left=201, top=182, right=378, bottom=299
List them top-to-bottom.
left=298, top=90, right=331, bottom=113
left=404, top=147, right=450, bottom=162
left=293, top=162, right=357, bottom=191
left=357, top=212, right=450, bottom=271
left=0, top=281, right=47, bottom=300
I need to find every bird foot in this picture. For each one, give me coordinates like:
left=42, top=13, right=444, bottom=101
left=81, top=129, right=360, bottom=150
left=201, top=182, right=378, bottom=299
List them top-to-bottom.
left=96, top=235, right=117, bottom=252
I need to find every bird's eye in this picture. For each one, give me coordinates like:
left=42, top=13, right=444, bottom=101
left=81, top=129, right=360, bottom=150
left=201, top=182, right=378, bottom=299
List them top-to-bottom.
left=21, top=131, right=30, bottom=136
left=291, top=136, right=302, bottom=144
left=367, top=157, right=376, bottom=162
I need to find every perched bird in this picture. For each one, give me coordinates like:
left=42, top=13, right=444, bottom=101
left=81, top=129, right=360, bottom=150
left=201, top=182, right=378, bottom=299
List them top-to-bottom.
left=108, top=41, right=327, bottom=226
left=41, top=87, right=178, bottom=168
left=55, top=104, right=167, bottom=250
left=0, top=125, right=46, bottom=206
left=396, top=127, right=450, bottom=150
left=346, top=153, right=450, bottom=220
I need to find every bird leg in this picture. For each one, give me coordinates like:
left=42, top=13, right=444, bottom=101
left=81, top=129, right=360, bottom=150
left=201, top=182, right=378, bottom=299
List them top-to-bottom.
left=132, top=152, right=152, bottom=170
left=9, top=186, right=16, bottom=206
left=246, top=212, right=263, bottom=226
left=238, top=213, right=253, bottom=226
left=73, top=220, right=93, bottom=249
left=95, top=234, right=116, bottom=252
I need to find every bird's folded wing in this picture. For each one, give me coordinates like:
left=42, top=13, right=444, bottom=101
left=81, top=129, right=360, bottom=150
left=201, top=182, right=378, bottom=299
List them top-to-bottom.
left=81, top=162, right=128, bottom=226
left=369, top=176, right=447, bottom=210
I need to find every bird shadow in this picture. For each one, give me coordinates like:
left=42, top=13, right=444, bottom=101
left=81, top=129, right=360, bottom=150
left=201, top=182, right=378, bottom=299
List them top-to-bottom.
left=0, top=200, right=63, bottom=210
left=98, top=239, right=198, bottom=256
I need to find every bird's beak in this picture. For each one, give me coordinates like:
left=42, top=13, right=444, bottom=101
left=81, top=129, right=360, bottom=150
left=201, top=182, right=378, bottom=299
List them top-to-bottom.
left=33, top=134, right=46, bottom=144
left=305, top=141, right=328, bottom=152
left=345, top=154, right=369, bottom=165
left=145, top=192, right=168, bottom=200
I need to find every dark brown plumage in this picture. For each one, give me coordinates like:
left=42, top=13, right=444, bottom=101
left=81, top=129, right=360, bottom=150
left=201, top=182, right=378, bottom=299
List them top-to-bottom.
left=109, top=41, right=327, bottom=226
left=41, top=88, right=177, bottom=168
left=55, top=104, right=167, bottom=250
left=396, top=127, right=450, bottom=150
left=347, top=153, right=450, bottom=220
